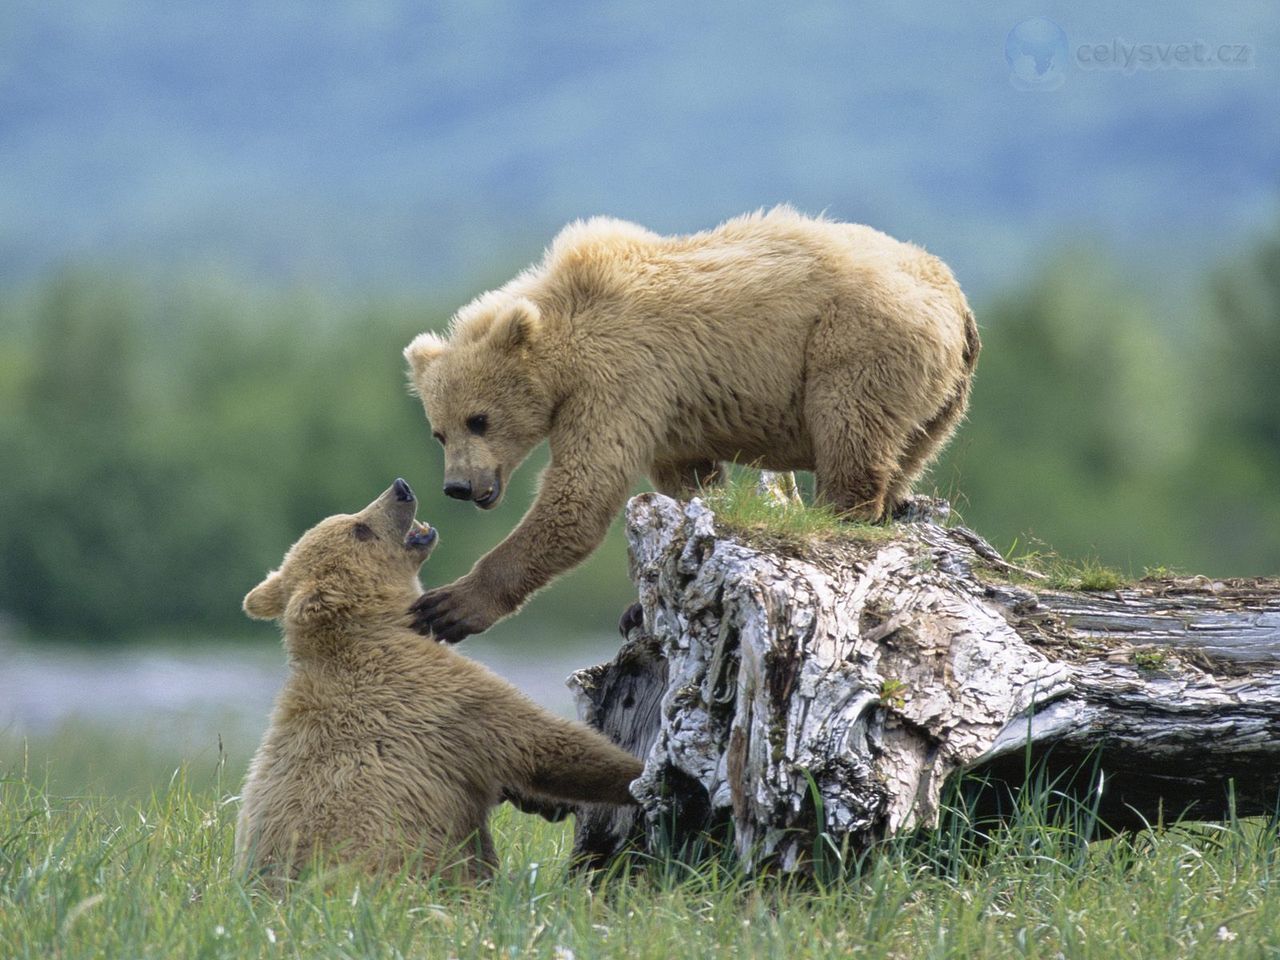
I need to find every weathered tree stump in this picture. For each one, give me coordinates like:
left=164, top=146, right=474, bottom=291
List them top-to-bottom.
left=569, top=493, right=1280, bottom=874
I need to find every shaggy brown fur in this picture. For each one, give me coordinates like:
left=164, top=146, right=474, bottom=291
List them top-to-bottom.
left=405, top=206, right=979, bottom=641
left=234, top=480, right=642, bottom=882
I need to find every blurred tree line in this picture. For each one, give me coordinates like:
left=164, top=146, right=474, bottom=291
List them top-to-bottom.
left=0, top=228, right=1277, bottom=642
left=935, top=229, right=1280, bottom=574
left=0, top=278, right=638, bottom=643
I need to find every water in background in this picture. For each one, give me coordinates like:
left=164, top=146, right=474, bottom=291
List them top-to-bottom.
left=0, top=632, right=618, bottom=778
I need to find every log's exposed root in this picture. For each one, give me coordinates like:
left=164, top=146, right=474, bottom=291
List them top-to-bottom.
left=569, top=493, right=1280, bottom=875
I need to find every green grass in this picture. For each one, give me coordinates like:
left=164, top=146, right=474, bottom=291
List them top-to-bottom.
left=699, top=471, right=893, bottom=546
left=701, top=476, right=1129, bottom=593
left=993, top=539, right=1129, bottom=592
left=1042, top=555, right=1126, bottom=591
left=1133, top=648, right=1172, bottom=672
left=0, top=720, right=242, bottom=800
left=4, top=738, right=1280, bottom=959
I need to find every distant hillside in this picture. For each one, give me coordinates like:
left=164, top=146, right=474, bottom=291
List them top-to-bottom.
left=1, top=0, right=1277, bottom=302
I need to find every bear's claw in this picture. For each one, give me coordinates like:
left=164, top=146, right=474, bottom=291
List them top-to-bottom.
left=409, top=589, right=484, bottom=643
left=618, top=601, right=644, bottom=638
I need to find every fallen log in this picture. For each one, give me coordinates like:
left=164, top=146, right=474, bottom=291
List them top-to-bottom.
left=568, top=493, right=1280, bottom=874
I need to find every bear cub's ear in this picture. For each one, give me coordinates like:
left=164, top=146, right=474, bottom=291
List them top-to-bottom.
left=488, top=298, right=542, bottom=352
left=403, top=332, right=450, bottom=381
left=243, top=571, right=286, bottom=620
left=283, top=581, right=335, bottom=627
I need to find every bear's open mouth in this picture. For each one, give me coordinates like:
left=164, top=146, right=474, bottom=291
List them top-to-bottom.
left=474, top=476, right=503, bottom=510
left=405, top=519, right=437, bottom=550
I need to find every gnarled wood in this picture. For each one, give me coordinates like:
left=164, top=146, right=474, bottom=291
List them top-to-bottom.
left=569, top=493, right=1280, bottom=873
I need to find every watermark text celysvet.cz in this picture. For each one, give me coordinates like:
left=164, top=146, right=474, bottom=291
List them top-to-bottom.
left=1005, top=19, right=1255, bottom=91
left=1077, top=38, right=1253, bottom=72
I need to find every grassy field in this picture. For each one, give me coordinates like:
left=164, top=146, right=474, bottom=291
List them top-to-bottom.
left=3, top=736, right=1280, bottom=960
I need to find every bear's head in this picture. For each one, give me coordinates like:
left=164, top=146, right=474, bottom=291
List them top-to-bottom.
left=403, top=297, right=553, bottom=511
left=243, top=478, right=439, bottom=635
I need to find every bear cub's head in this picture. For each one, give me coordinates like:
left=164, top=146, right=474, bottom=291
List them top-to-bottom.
left=403, top=297, right=554, bottom=512
left=243, top=478, right=438, bottom=631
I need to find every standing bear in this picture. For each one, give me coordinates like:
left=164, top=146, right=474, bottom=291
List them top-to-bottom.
left=405, top=206, right=979, bottom=641
left=236, top=479, right=642, bottom=882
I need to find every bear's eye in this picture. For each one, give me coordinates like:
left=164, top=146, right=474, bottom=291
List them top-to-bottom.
left=466, top=414, right=488, bottom=436
left=432, top=431, right=445, bottom=446
left=352, top=522, right=376, bottom=542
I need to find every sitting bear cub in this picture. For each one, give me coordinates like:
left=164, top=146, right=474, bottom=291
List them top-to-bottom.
left=235, top=478, right=642, bottom=881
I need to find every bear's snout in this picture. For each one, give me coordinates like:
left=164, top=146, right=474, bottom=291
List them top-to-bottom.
left=443, top=475, right=502, bottom=509
left=369, top=480, right=421, bottom=537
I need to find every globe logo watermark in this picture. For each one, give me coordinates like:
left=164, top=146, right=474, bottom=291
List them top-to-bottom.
left=1005, top=18, right=1070, bottom=90
left=1007, top=18, right=1255, bottom=90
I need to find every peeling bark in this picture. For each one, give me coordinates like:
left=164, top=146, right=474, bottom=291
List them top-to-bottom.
left=569, top=493, right=1280, bottom=873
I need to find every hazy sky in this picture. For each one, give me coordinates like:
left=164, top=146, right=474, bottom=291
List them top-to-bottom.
left=2, top=1, right=1276, bottom=302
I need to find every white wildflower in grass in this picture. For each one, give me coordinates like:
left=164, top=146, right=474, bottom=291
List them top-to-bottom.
left=1217, top=926, right=1237, bottom=942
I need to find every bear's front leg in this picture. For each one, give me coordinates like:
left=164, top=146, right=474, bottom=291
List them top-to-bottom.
left=410, top=440, right=639, bottom=642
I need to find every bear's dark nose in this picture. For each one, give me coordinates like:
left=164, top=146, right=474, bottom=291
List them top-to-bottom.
left=393, top=478, right=415, bottom=502
left=444, top=480, right=472, bottom=501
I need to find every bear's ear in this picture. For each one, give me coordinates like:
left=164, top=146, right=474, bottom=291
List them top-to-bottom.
left=487, top=298, right=542, bottom=352
left=403, top=331, right=450, bottom=381
left=243, top=571, right=286, bottom=620
left=283, top=580, right=345, bottom=627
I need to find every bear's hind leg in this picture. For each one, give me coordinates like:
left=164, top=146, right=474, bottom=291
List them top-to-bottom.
left=804, top=290, right=958, bottom=521
left=805, top=374, right=909, bottom=521
left=885, top=383, right=971, bottom=509
left=649, top=458, right=723, bottom=499
left=470, top=826, right=498, bottom=882
left=431, top=828, right=498, bottom=883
